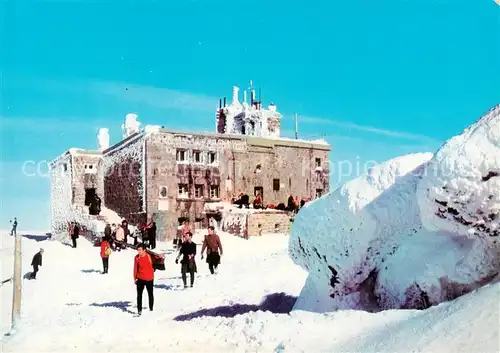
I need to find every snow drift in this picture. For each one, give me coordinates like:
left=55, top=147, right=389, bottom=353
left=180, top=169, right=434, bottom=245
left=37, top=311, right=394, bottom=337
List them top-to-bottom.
left=290, top=105, right=500, bottom=311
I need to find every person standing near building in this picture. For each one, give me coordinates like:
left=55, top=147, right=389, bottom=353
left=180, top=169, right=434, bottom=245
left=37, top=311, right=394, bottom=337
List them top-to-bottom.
left=145, top=216, right=157, bottom=250
left=10, top=217, right=18, bottom=236
left=122, top=219, right=130, bottom=245
left=70, top=222, right=80, bottom=248
left=115, top=224, right=125, bottom=251
left=201, top=226, right=223, bottom=275
left=175, top=232, right=197, bottom=288
left=100, top=236, right=112, bottom=274
left=133, top=244, right=154, bottom=316
left=30, top=248, right=43, bottom=279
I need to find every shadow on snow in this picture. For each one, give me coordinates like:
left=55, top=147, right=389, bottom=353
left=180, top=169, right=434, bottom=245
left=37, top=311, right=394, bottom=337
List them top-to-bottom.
left=22, top=234, right=51, bottom=242
left=81, top=269, right=101, bottom=274
left=154, top=283, right=183, bottom=290
left=174, top=292, right=297, bottom=321
left=90, top=301, right=134, bottom=314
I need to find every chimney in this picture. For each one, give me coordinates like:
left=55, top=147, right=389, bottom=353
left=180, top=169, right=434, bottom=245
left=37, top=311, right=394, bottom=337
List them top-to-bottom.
left=232, top=86, right=240, bottom=105
left=251, top=89, right=255, bottom=104
left=243, top=90, right=247, bottom=104
left=223, top=97, right=226, bottom=107
left=219, top=99, right=222, bottom=109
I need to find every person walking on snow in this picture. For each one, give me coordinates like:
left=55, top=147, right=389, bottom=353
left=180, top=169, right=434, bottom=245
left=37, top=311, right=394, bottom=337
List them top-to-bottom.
left=10, top=217, right=18, bottom=236
left=70, top=222, right=80, bottom=248
left=201, top=226, right=223, bottom=275
left=175, top=232, right=197, bottom=288
left=100, top=236, right=112, bottom=274
left=134, top=244, right=154, bottom=316
left=30, top=248, right=44, bottom=279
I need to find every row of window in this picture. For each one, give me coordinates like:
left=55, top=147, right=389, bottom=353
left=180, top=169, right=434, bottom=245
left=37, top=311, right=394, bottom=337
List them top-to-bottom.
left=176, top=149, right=218, bottom=164
left=159, top=184, right=220, bottom=199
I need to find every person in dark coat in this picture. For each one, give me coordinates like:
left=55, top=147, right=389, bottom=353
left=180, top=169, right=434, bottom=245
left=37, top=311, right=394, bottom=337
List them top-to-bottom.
left=145, top=216, right=157, bottom=250
left=10, top=217, right=18, bottom=236
left=122, top=220, right=130, bottom=245
left=71, top=222, right=80, bottom=248
left=175, top=232, right=197, bottom=288
left=30, top=248, right=44, bottom=279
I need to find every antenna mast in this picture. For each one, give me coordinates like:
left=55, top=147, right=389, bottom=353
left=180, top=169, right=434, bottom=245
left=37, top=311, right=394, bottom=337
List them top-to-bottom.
left=295, top=113, right=299, bottom=139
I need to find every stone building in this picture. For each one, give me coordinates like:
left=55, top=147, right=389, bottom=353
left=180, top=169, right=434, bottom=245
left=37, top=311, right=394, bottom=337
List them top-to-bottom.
left=50, top=85, right=331, bottom=240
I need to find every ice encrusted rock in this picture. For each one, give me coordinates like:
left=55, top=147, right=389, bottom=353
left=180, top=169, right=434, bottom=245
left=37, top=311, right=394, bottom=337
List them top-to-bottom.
left=289, top=105, right=500, bottom=311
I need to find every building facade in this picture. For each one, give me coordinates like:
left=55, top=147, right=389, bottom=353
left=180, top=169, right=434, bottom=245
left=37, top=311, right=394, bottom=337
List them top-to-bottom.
left=50, top=84, right=331, bottom=240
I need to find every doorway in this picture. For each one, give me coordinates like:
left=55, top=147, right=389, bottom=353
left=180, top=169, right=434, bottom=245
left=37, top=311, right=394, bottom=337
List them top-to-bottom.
left=85, top=188, right=96, bottom=206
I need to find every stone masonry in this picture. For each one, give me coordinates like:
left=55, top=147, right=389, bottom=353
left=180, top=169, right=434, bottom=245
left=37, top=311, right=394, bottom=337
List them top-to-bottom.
left=143, top=129, right=330, bottom=240
left=247, top=211, right=291, bottom=236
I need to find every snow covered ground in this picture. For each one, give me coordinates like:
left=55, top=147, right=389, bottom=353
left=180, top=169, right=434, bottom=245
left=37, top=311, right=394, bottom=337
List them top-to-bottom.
left=1, top=230, right=499, bottom=352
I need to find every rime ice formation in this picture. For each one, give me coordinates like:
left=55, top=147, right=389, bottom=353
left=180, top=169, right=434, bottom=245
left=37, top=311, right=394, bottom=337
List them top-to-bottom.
left=216, top=85, right=282, bottom=138
left=417, top=104, right=500, bottom=238
left=289, top=105, right=500, bottom=311
left=122, top=113, right=141, bottom=139
left=144, top=125, right=161, bottom=134
left=97, top=128, right=110, bottom=151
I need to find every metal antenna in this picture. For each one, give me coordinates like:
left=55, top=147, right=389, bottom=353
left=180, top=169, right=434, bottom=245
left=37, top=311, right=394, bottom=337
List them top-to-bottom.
left=295, top=113, right=299, bottom=139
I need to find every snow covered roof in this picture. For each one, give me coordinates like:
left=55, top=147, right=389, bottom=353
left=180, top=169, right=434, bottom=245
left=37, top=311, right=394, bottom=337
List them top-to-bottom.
left=157, top=127, right=331, bottom=150
left=49, top=148, right=102, bottom=166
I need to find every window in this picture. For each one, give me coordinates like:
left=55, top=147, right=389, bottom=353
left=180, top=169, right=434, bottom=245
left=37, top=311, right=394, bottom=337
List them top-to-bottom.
left=176, top=149, right=187, bottom=162
left=193, top=150, right=202, bottom=163
left=208, top=152, right=217, bottom=164
left=315, top=158, right=321, bottom=168
left=62, top=163, right=68, bottom=172
left=84, top=164, right=96, bottom=174
left=288, top=177, right=292, bottom=189
left=273, top=179, right=280, bottom=191
left=178, top=184, right=188, bottom=198
left=194, top=184, right=204, bottom=198
left=210, top=185, right=220, bottom=199
left=159, top=186, right=168, bottom=198
left=315, top=189, right=323, bottom=199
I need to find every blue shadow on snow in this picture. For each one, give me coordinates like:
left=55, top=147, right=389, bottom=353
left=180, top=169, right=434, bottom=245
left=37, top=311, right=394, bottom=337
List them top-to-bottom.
left=22, top=234, right=51, bottom=242
left=81, top=269, right=101, bottom=274
left=173, top=292, right=297, bottom=321
left=90, top=301, right=134, bottom=314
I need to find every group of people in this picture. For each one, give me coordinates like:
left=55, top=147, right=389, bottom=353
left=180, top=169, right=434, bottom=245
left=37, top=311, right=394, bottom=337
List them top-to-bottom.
left=232, top=193, right=309, bottom=214
left=29, top=216, right=224, bottom=317
left=102, top=221, right=224, bottom=315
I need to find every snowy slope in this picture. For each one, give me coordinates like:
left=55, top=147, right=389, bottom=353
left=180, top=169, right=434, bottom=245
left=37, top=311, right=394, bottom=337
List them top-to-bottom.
left=290, top=105, right=500, bottom=312
left=1, top=231, right=499, bottom=352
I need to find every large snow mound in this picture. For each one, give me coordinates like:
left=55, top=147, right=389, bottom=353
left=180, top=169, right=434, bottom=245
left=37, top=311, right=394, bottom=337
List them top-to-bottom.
left=290, top=105, right=500, bottom=311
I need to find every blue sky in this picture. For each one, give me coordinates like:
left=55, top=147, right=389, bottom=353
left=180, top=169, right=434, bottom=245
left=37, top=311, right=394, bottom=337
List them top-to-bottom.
left=1, top=0, right=499, bottom=231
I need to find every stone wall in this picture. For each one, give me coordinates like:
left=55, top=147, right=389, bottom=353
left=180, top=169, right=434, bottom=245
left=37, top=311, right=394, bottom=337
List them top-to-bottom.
left=143, top=130, right=329, bottom=240
left=103, top=134, right=146, bottom=225
left=226, top=139, right=330, bottom=205
left=50, top=153, right=73, bottom=234
left=71, top=154, right=104, bottom=206
left=247, top=211, right=291, bottom=236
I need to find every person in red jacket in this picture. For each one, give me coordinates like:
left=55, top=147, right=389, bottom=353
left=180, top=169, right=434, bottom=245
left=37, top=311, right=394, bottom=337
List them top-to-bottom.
left=100, top=236, right=112, bottom=274
left=133, top=243, right=154, bottom=316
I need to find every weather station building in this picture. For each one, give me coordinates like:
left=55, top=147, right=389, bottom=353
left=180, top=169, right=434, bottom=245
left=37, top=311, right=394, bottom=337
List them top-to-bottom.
left=50, top=83, right=331, bottom=240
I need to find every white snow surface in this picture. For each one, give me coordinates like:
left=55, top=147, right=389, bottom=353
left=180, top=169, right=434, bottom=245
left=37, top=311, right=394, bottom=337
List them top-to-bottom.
left=289, top=105, right=500, bottom=312
left=1, top=230, right=499, bottom=352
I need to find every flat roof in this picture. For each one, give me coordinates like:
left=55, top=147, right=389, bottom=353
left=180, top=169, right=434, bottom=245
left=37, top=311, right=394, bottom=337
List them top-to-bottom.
left=158, top=128, right=331, bottom=151
left=49, top=148, right=102, bottom=166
